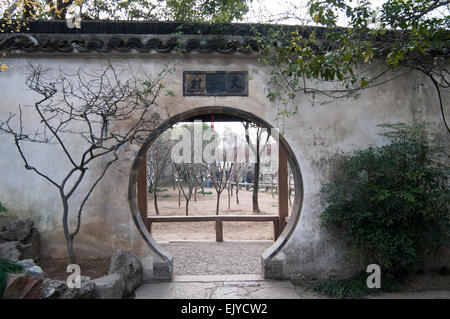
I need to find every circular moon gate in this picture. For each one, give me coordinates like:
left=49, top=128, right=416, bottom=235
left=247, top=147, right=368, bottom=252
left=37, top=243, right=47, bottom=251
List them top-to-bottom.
left=128, top=106, right=304, bottom=280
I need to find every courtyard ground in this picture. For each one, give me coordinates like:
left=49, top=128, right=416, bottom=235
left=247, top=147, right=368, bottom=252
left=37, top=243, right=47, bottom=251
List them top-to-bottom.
left=148, top=186, right=282, bottom=242
left=161, top=241, right=272, bottom=276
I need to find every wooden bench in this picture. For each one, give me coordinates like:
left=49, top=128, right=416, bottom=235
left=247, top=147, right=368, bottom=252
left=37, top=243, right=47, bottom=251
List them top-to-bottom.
left=147, top=215, right=282, bottom=242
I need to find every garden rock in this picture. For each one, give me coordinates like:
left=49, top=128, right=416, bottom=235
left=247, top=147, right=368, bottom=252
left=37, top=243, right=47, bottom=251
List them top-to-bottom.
left=0, top=219, right=40, bottom=262
left=8, top=219, right=33, bottom=242
left=20, top=228, right=40, bottom=261
left=0, top=231, right=16, bottom=242
left=0, top=241, right=21, bottom=262
left=109, top=250, right=143, bottom=297
left=141, top=256, right=153, bottom=283
left=16, top=258, right=44, bottom=278
left=16, top=259, right=36, bottom=268
left=22, top=265, right=45, bottom=278
left=92, top=273, right=125, bottom=299
left=2, top=274, right=43, bottom=299
left=60, top=276, right=95, bottom=299
left=40, top=278, right=67, bottom=299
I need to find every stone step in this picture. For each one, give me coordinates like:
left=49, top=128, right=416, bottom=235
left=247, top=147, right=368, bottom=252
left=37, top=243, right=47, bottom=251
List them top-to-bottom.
left=173, top=274, right=264, bottom=283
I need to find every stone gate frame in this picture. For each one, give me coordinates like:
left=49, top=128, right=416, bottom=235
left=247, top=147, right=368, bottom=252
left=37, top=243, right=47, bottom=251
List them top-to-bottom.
left=128, top=106, right=304, bottom=280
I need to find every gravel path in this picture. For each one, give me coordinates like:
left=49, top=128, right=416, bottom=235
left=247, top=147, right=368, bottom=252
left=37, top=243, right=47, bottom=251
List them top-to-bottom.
left=160, top=241, right=273, bottom=276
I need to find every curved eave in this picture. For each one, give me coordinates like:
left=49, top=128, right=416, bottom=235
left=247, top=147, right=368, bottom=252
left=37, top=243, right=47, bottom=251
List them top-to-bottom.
left=0, top=35, right=260, bottom=54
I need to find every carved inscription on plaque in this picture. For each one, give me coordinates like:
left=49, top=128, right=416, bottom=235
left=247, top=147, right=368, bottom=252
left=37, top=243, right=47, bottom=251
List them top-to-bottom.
left=183, top=72, right=248, bottom=96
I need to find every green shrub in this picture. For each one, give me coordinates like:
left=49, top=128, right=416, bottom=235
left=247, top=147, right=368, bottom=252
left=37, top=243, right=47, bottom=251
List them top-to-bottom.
left=320, top=122, right=450, bottom=279
left=149, top=188, right=169, bottom=193
left=196, top=190, right=213, bottom=195
left=0, top=201, right=7, bottom=216
left=0, top=258, right=23, bottom=297
left=438, top=266, right=450, bottom=276
left=310, top=272, right=400, bottom=298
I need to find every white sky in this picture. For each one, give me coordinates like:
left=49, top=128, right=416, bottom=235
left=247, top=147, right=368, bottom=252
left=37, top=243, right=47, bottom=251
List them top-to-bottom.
left=243, top=0, right=388, bottom=26
left=174, top=121, right=277, bottom=150
left=175, top=121, right=248, bottom=140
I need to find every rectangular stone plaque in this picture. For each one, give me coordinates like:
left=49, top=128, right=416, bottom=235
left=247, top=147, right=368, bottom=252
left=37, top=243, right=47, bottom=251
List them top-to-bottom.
left=184, top=71, right=248, bottom=96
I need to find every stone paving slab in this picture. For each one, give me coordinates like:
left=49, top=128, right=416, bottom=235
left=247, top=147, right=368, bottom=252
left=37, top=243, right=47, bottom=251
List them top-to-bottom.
left=174, top=274, right=264, bottom=282
left=135, top=275, right=301, bottom=299
left=136, top=282, right=215, bottom=299
left=247, top=287, right=301, bottom=299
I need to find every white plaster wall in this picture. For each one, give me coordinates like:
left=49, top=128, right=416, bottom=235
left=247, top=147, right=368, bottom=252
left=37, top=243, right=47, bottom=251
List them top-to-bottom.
left=0, top=52, right=447, bottom=279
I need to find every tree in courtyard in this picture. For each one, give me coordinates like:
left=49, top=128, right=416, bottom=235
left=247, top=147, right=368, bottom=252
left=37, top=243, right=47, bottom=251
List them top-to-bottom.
left=0, top=62, right=170, bottom=263
left=170, top=122, right=211, bottom=215
left=242, top=122, right=271, bottom=213
left=203, top=126, right=245, bottom=215
left=220, top=126, right=247, bottom=211
left=147, top=130, right=175, bottom=215
left=204, top=160, right=235, bottom=215
left=225, top=161, right=246, bottom=211
left=231, top=161, right=248, bottom=205
left=175, top=162, right=206, bottom=216
left=193, top=168, right=206, bottom=202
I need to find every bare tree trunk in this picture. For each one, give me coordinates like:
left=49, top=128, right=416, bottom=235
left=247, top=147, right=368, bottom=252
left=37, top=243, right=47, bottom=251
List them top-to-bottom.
left=244, top=122, right=265, bottom=214
left=253, top=155, right=260, bottom=213
left=173, top=165, right=176, bottom=190
left=271, top=174, right=274, bottom=199
left=153, top=180, right=160, bottom=215
left=236, top=180, right=240, bottom=205
left=201, top=185, right=205, bottom=196
left=178, top=187, right=181, bottom=207
left=194, top=187, right=197, bottom=202
left=227, top=187, right=231, bottom=211
left=153, top=191, right=159, bottom=215
left=216, top=193, right=221, bottom=215
left=62, top=198, right=76, bottom=264
left=185, top=199, right=190, bottom=216
left=68, top=239, right=76, bottom=264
